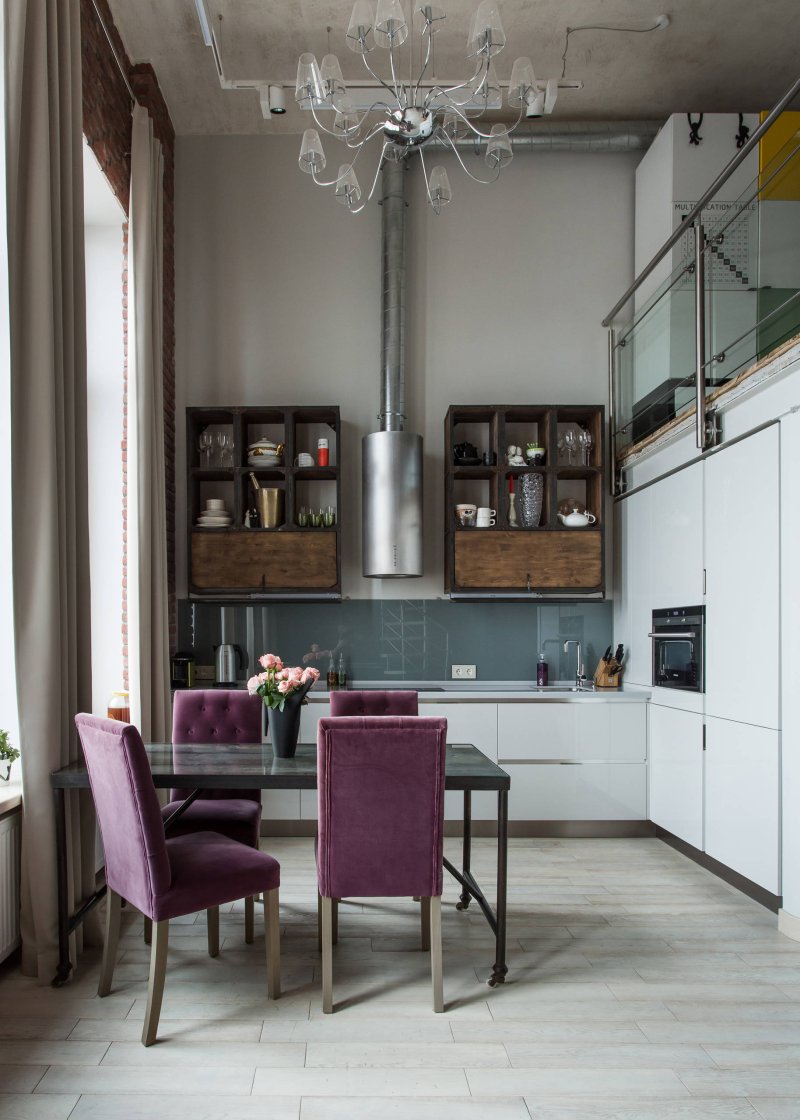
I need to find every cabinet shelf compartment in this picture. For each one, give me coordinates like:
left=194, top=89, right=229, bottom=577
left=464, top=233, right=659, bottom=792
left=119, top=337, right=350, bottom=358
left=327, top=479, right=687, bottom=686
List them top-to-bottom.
left=444, top=403, right=605, bottom=595
left=191, top=531, right=338, bottom=592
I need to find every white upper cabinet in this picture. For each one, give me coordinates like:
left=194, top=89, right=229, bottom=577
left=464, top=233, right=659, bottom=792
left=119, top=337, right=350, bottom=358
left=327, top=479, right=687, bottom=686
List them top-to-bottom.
left=704, top=425, right=780, bottom=729
left=649, top=461, right=704, bottom=609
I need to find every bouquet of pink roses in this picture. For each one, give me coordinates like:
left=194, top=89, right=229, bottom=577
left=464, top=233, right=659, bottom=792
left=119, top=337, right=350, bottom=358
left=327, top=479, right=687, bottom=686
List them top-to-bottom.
left=247, top=653, right=320, bottom=712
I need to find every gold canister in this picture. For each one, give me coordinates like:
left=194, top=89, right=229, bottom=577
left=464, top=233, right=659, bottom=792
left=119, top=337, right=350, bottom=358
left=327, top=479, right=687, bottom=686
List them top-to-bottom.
left=256, top=487, right=285, bottom=529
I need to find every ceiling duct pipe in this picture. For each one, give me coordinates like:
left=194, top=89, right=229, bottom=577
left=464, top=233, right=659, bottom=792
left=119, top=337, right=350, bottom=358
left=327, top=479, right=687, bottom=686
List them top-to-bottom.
left=430, top=119, right=662, bottom=154
left=362, top=160, right=424, bottom=578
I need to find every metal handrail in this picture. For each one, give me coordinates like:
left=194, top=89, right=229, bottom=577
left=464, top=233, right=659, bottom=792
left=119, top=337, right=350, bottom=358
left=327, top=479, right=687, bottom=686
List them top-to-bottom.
left=602, top=75, right=800, bottom=328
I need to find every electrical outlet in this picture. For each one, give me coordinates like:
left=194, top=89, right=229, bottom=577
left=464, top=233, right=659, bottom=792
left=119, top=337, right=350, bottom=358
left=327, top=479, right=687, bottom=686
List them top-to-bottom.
left=194, top=664, right=215, bottom=681
left=451, top=664, right=477, bottom=679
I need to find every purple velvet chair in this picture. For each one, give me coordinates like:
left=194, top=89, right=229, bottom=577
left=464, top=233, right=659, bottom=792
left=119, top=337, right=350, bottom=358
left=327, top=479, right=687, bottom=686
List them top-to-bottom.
left=161, top=690, right=264, bottom=946
left=329, top=690, right=418, bottom=717
left=75, top=714, right=281, bottom=1046
left=316, top=715, right=447, bottom=1013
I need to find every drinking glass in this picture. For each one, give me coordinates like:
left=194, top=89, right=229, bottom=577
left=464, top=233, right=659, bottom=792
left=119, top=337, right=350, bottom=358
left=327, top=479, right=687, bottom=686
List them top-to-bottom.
left=578, top=427, right=593, bottom=466
left=563, top=428, right=577, bottom=465
left=198, top=431, right=212, bottom=466
left=323, top=505, right=336, bottom=527
left=297, top=506, right=309, bottom=527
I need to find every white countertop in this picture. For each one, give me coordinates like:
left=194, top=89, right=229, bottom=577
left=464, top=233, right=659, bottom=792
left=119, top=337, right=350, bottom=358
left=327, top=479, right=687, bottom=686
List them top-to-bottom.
left=308, top=681, right=651, bottom=703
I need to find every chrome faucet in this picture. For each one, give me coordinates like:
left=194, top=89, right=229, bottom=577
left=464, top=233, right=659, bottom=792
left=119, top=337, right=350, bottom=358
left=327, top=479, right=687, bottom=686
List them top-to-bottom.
left=563, top=640, right=584, bottom=687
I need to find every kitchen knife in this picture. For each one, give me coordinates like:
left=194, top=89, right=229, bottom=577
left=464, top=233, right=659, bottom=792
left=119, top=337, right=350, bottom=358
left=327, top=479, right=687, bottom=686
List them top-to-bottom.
left=613, top=644, right=623, bottom=663
left=602, top=646, right=612, bottom=662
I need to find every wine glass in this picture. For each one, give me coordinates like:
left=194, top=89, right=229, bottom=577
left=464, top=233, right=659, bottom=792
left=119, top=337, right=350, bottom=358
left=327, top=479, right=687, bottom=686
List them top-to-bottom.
left=578, top=427, right=593, bottom=466
left=563, top=428, right=577, bottom=466
left=198, top=431, right=212, bottom=466
left=215, top=431, right=232, bottom=468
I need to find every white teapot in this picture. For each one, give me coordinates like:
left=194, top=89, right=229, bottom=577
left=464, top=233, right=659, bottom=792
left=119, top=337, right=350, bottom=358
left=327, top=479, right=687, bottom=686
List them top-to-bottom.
left=558, top=507, right=596, bottom=528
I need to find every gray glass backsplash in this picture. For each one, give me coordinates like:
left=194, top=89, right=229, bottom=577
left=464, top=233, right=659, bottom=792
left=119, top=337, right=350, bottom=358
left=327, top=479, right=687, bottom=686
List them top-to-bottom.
left=177, top=599, right=614, bottom=684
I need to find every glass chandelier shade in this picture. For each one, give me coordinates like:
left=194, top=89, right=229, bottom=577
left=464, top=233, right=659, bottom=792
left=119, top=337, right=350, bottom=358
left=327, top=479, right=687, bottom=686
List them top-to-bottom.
left=296, top=0, right=550, bottom=214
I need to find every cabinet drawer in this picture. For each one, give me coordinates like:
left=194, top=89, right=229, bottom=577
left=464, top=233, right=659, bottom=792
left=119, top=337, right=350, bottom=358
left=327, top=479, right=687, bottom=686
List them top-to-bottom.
left=191, top=531, right=337, bottom=590
left=454, top=531, right=602, bottom=590
left=499, top=703, right=646, bottom=762
left=505, top=762, right=646, bottom=820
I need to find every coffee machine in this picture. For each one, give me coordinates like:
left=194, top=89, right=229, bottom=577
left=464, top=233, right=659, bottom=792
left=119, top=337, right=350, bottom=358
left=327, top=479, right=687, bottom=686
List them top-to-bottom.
left=170, top=652, right=195, bottom=690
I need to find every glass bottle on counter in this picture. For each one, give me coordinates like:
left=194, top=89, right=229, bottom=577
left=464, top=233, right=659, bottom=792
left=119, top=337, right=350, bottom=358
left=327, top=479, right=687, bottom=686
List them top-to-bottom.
left=337, top=652, right=347, bottom=688
left=326, top=654, right=338, bottom=690
left=536, top=654, right=548, bottom=686
left=107, top=690, right=130, bottom=722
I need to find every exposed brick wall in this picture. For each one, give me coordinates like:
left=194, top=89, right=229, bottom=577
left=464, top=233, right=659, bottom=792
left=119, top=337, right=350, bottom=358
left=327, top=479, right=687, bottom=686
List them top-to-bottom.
left=80, top=0, right=177, bottom=669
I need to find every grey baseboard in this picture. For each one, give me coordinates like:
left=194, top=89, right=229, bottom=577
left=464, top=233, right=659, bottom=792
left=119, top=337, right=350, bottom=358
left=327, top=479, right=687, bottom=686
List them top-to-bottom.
left=261, top=820, right=654, bottom=839
left=654, top=825, right=781, bottom=913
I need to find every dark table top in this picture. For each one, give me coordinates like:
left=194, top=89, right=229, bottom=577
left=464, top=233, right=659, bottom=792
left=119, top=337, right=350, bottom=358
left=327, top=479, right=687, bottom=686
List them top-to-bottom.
left=52, top=742, right=510, bottom=792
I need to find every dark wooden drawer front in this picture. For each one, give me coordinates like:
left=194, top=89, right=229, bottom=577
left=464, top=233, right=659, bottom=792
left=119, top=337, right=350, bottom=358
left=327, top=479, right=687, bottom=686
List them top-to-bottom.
left=454, top=530, right=602, bottom=590
left=191, top=532, right=338, bottom=590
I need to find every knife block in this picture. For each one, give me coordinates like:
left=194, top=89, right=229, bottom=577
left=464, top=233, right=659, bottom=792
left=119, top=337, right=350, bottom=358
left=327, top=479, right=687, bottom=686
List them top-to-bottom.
left=594, top=657, right=623, bottom=689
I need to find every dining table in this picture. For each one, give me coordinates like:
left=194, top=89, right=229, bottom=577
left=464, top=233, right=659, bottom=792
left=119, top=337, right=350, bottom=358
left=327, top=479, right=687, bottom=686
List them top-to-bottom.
left=50, top=740, right=510, bottom=989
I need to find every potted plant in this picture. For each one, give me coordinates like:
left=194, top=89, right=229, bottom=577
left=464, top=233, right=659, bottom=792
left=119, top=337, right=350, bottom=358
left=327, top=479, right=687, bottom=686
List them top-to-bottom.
left=247, top=654, right=320, bottom=758
left=0, top=730, right=20, bottom=782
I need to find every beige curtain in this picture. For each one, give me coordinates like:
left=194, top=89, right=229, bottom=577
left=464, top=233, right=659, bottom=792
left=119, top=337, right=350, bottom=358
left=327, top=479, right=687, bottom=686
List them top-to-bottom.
left=6, top=0, right=97, bottom=979
left=128, top=104, right=170, bottom=742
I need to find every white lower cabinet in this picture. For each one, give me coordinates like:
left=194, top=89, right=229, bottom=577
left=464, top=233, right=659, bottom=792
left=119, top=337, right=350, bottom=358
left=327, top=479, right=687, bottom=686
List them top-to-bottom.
left=418, top=702, right=498, bottom=821
left=498, top=702, right=647, bottom=821
left=648, top=703, right=704, bottom=848
left=704, top=715, right=780, bottom=893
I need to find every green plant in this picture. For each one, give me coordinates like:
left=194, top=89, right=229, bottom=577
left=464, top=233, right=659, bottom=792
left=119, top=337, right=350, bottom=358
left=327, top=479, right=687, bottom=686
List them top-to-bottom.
left=0, top=729, right=19, bottom=781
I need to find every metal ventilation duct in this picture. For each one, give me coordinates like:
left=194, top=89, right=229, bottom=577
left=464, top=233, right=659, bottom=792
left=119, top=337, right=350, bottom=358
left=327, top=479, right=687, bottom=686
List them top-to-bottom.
left=431, top=120, right=662, bottom=154
left=362, top=160, right=424, bottom=578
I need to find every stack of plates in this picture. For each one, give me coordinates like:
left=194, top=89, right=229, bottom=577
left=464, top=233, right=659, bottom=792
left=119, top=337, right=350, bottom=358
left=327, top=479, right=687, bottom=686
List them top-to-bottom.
left=248, top=439, right=282, bottom=467
left=197, top=499, right=232, bottom=527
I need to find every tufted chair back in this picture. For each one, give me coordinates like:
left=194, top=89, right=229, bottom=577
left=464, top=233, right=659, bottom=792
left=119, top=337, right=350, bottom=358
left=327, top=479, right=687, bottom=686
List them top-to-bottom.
left=170, top=689, right=263, bottom=803
left=329, top=689, right=418, bottom=717
left=76, top=714, right=171, bottom=919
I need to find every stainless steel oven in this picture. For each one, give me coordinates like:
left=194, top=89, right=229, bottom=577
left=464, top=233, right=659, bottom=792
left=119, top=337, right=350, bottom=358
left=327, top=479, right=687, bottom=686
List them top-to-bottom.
left=650, top=606, right=705, bottom=692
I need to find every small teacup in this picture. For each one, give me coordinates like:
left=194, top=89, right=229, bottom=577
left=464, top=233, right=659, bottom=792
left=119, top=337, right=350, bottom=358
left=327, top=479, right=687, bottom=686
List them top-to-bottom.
left=476, top=506, right=496, bottom=527
left=456, top=508, right=476, bottom=528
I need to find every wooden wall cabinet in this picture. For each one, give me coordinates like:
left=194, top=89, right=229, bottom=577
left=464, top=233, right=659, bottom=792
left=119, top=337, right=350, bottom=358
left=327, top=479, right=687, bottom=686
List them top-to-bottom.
left=444, top=404, right=605, bottom=597
left=186, top=406, right=341, bottom=599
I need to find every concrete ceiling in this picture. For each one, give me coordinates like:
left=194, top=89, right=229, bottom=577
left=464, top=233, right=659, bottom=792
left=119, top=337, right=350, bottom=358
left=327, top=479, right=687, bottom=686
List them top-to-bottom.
left=107, top=0, right=799, bottom=136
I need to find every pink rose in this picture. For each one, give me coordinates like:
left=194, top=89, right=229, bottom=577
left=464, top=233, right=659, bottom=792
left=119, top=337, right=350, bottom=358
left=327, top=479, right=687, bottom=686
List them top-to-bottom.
left=259, top=653, right=283, bottom=670
left=301, top=667, right=319, bottom=684
left=276, top=668, right=289, bottom=680
left=246, top=675, right=261, bottom=694
left=277, top=679, right=291, bottom=693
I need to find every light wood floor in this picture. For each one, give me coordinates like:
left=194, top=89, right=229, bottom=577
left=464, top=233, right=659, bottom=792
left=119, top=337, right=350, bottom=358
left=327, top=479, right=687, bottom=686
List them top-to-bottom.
left=2, top=837, right=800, bottom=1119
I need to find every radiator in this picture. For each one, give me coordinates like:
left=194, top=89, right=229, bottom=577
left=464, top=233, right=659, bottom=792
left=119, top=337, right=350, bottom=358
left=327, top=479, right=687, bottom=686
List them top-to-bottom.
left=0, top=811, right=21, bottom=962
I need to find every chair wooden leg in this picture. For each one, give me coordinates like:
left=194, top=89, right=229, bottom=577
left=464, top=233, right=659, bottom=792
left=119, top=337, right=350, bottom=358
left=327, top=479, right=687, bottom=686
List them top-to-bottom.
left=263, top=887, right=281, bottom=999
left=98, top=889, right=122, bottom=997
left=317, top=890, right=322, bottom=952
left=245, top=895, right=255, bottom=944
left=321, top=896, right=334, bottom=1014
left=420, top=896, right=431, bottom=952
left=429, top=896, right=444, bottom=1013
left=332, top=898, right=338, bottom=946
left=207, top=905, right=219, bottom=958
left=143, top=916, right=152, bottom=945
left=142, top=919, right=169, bottom=1046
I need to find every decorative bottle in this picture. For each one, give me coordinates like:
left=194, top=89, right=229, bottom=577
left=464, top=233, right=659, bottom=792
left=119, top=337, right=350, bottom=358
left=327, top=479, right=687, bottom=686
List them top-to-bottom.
left=508, top=476, right=518, bottom=527
left=337, top=652, right=347, bottom=688
left=326, top=654, right=338, bottom=690
left=536, top=654, right=548, bottom=686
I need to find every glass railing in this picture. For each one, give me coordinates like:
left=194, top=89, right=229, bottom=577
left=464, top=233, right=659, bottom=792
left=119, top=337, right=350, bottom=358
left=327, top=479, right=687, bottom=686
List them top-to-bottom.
left=605, top=79, right=800, bottom=486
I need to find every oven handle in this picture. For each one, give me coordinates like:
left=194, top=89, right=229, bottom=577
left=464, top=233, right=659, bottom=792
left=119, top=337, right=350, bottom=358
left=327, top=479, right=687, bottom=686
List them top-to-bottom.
left=648, top=631, right=697, bottom=639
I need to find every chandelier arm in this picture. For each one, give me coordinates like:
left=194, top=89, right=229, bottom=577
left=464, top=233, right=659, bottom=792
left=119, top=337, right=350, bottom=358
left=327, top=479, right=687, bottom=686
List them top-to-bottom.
left=413, top=26, right=434, bottom=104
left=388, top=43, right=405, bottom=107
left=361, top=51, right=402, bottom=104
left=424, top=58, right=485, bottom=109
left=309, top=103, right=353, bottom=139
left=442, top=103, right=524, bottom=142
left=345, top=119, right=392, bottom=150
left=438, top=127, right=501, bottom=185
left=309, top=128, right=384, bottom=189
left=344, top=141, right=393, bottom=214
left=418, top=145, right=435, bottom=208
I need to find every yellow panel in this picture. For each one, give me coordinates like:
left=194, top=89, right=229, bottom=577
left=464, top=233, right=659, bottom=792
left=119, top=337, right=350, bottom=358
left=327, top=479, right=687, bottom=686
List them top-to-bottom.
left=759, top=111, right=800, bottom=201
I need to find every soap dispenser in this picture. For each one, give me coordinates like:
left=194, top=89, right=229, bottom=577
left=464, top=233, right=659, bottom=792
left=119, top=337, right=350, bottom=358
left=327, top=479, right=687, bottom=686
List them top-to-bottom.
left=536, top=653, right=549, bottom=686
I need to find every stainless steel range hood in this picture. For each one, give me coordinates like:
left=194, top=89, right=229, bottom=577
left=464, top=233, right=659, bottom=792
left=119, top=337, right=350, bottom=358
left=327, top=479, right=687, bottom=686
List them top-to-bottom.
left=362, top=160, right=423, bottom=578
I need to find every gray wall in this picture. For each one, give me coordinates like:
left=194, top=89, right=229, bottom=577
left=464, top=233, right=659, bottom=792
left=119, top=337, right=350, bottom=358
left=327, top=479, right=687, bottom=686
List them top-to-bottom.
left=175, top=134, right=640, bottom=599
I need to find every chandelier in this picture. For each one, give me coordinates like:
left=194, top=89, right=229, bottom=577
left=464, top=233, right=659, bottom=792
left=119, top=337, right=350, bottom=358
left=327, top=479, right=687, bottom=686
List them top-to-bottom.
left=295, top=1, right=558, bottom=214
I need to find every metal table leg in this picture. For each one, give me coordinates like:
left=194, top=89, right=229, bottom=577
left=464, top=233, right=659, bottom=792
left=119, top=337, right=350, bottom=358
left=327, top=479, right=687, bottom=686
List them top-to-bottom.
left=52, top=788, right=73, bottom=987
left=488, top=789, right=508, bottom=987
left=455, top=790, right=472, bottom=911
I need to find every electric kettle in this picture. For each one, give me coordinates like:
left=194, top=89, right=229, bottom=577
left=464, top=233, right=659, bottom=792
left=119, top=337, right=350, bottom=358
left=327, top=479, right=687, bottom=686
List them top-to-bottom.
left=214, top=643, right=246, bottom=685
